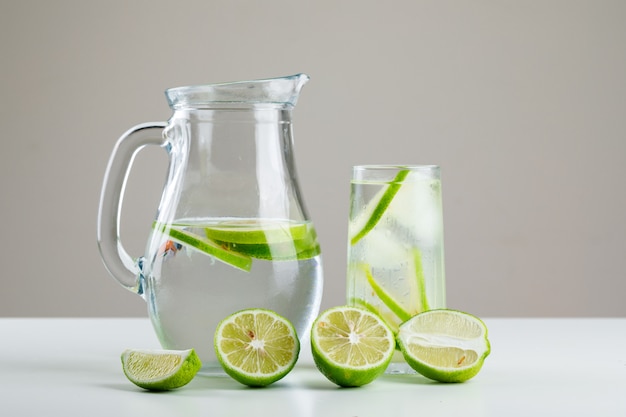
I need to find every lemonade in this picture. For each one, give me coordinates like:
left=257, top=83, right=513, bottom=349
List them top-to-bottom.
left=346, top=166, right=446, bottom=374
left=142, top=218, right=322, bottom=373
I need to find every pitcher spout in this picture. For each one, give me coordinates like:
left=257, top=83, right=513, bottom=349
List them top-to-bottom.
left=165, top=73, right=310, bottom=109
left=280, top=73, right=309, bottom=106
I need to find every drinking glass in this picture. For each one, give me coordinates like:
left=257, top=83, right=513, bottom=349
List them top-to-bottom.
left=346, top=165, right=446, bottom=374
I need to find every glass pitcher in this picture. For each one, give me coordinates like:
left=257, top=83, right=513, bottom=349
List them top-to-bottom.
left=97, top=74, right=323, bottom=372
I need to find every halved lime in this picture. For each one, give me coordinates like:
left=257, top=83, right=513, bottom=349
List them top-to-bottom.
left=154, top=223, right=253, bottom=272
left=349, top=296, right=401, bottom=335
left=310, top=306, right=395, bottom=387
left=214, top=308, right=300, bottom=387
left=397, top=309, right=490, bottom=383
left=121, top=348, right=201, bottom=391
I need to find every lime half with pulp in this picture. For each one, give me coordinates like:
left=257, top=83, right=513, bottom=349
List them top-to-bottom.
left=397, top=309, right=490, bottom=383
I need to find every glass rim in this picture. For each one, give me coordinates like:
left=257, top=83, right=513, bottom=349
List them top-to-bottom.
left=164, top=73, right=309, bottom=110
left=352, top=164, right=440, bottom=171
left=351, top=165, right=440, bottom=182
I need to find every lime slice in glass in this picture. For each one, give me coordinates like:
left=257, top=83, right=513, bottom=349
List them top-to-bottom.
left=350, top=169, right=410, bottom=245
left=359, top=262, right=412, bottom=323
left=310, top=306, right=395, bottom=387
left=214, top=308, right=300, bottom=387
left=397, top=309, right=491, bottom=383
left=121, top=348, right=201, bottom=391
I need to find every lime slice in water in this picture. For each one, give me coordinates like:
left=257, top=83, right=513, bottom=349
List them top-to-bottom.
left=155, top=220, right=319, bottom=269
left=205, top=220, right=309, bottom=244
left=206, top=220, right=320, bottom=261
left=161, top=225, right=253, bottom=271
left=213, top=240, right=321, bottom=261
left=310, top=306, right=395, bottom=387
left=214, top=308, right=300, bottom=387
left=397, top=309, right=491, bottom=383
left=121, top=348, right=202, bottom=391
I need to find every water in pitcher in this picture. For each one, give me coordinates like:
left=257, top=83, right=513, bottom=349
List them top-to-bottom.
left=143, top=217, right=323, bottom=372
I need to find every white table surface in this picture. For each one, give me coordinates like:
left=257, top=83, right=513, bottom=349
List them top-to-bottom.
left=0, top=318, right=624, bottom=416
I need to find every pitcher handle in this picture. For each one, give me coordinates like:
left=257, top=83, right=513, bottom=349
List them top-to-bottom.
left=97, top=122, right=168, bottom=293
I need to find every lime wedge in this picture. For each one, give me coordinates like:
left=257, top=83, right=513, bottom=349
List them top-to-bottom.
left=350, top=169, right=410, bottom=245
left=154, top=223, right=252, bottom=272
left=310, top=306, right=395, bottom=387
left=214, top=308, right=300, bottom=387
left=397, top=309, right=491, bottom=383
left=121, top=348, right=201, bottom=391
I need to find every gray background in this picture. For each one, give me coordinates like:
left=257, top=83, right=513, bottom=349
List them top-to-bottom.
left=1, top=1, right=624, bottom=317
